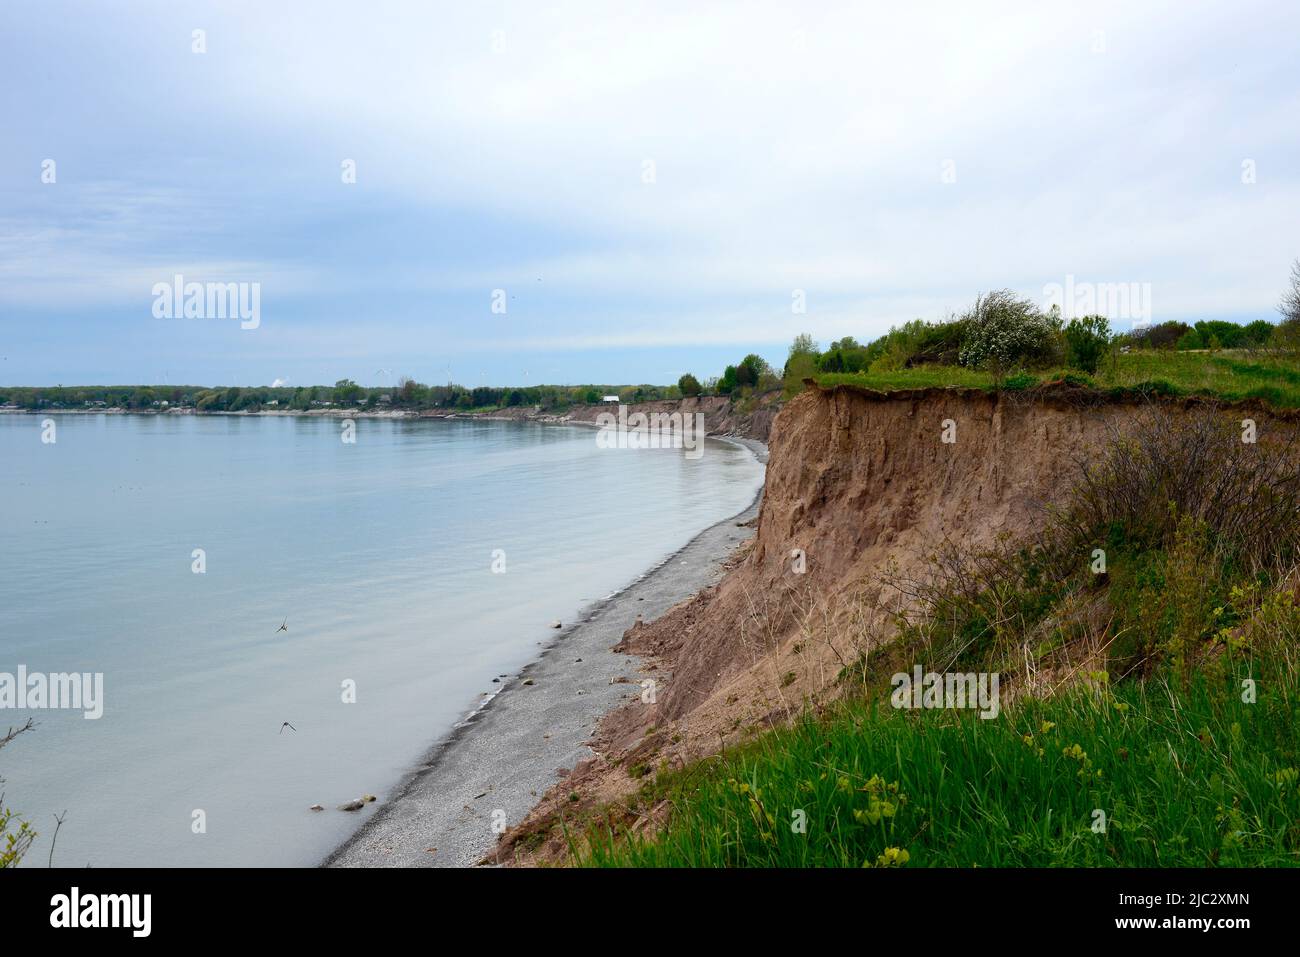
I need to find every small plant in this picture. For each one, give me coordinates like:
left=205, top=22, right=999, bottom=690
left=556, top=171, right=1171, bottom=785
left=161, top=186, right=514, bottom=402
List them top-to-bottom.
left=1001, top=372, right=1038, bottom=391
left=0, top=719, right=36, bottom=869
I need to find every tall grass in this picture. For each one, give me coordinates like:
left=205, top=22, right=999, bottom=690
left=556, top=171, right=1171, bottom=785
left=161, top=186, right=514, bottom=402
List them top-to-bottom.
left=816, top=351, right=1300, bottom=409
left=577, top=671, right=1300, bottom=867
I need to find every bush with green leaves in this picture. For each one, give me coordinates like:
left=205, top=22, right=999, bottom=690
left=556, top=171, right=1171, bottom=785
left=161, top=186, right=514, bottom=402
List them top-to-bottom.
left=956, top=290, right=1059, bottom=378
left=1063, top=314, right=1111, bottom=374
left=865, top=320, right=930, bottom=373
left=782, top=334, right=820, bottom=395
left=816, top=337, right=871, bottom=374
left=677, top=373, right=702, bottom=397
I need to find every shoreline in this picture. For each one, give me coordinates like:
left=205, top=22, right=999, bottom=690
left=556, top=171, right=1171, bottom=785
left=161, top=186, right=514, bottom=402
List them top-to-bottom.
left=0, top=407, right=480, bottom=419
left=324, top=435, right=768, bottom=867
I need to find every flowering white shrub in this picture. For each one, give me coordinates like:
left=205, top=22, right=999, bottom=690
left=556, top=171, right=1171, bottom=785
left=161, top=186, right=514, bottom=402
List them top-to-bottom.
left=957, top=290, right=1059, bottom=375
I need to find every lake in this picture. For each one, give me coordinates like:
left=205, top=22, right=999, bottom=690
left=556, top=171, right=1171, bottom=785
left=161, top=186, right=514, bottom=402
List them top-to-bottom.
left=0, top=413, right=764, bottom=866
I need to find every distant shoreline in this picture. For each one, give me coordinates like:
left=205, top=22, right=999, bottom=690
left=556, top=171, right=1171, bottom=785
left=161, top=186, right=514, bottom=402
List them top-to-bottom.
left=0, top=396, right=779, bottom=443
left=0, top=406, right=477, bottom=419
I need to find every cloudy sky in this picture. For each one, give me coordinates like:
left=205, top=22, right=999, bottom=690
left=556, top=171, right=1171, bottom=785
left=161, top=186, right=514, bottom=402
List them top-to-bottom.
left=2, top=0, right=1297, bottom=387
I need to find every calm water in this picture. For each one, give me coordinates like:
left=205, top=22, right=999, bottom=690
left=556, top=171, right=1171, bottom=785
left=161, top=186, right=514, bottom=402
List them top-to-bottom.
left=0, top=413, right=763, bottom=866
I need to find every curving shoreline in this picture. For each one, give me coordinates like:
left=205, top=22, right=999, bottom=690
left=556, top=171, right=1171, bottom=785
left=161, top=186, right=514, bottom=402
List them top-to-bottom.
left=324, top=436, right=768, bottom=867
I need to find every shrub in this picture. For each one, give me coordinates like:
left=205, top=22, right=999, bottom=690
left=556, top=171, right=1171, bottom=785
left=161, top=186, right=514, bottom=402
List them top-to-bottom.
left=957, top=290, right=1059, bottom=379
left=1063, top=315, right=1111, bottom=374
left=1275, top=318, right=1300, bottom=354
left=905, top=319, right=967, bottom=366
left=864, top=320, right=928, bottom=373
left=677, top=373, right=702, bottom=397
left=1002, top=373, right=1038, bottom=391
left=1048, top=404, right=1300, bottom=576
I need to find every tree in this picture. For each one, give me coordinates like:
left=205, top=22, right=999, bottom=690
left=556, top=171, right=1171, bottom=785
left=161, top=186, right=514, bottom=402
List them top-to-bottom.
left=1280, top=258, right=1300, bottom=325
left=1275, top=260, right=1300, bottom=353
left=1064, top=315, right=1111, bottom=374
left=1242, top=320, right=1274, bottom=348
left=1193, top=321, right=1244, bottom=350
left=785, top=333, right=818, bottom=366
left=783, top=334, right=820, bottom=394
left=816, top=337, right=870, bottom=374
left=736, top=354, right=771, bottom=389
left=734, top=359, right=758, bottom=389
left=677, top=373, right=702, bottom=396
left=397, top=378, right=427, bottom=406
left=333, top=379, right=363, bottom=405
left=129, top=386, right=156, bottom=409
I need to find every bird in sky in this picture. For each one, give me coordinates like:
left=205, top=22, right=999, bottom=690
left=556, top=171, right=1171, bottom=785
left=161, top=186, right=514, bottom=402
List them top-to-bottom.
left=275, top=618, right=288, bottom=634
left=280, top=722, right=296, bottom=734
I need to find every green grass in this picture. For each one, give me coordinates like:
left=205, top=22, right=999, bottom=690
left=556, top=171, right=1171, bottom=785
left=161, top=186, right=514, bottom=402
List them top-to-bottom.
left=815, top=350, right=1300, bottom=409
left=815, top=365, right=996, bottom=392
left=576, top=672, right=1300, bottom=867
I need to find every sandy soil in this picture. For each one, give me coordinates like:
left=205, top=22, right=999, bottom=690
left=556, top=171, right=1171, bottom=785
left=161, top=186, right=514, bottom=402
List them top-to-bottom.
left=324, top=437, right=767, bottom=867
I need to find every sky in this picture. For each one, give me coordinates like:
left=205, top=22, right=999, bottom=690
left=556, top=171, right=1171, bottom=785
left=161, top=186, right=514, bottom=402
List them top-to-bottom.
left=2, top=0, right=1298, bottom=388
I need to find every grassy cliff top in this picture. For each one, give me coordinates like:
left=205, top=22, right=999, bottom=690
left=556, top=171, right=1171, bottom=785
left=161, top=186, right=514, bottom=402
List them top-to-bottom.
left=813, top=350, right=1300, bottom=409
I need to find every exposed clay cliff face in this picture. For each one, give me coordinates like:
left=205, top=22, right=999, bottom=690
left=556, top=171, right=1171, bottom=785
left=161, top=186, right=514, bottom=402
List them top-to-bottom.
left=494, top=382, right=1297, bottom=863
left=614, top=384, right=1134, bottom=724
left=469, top=392, right=782, bottom=442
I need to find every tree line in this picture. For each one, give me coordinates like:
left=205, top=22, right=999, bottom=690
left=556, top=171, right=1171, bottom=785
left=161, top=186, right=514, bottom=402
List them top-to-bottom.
left=0, top=380, right=683, bottom=412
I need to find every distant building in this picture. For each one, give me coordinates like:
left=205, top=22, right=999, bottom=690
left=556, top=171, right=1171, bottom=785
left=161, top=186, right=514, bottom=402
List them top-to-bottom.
left=602, top=395, right=620, bottom=403
left=265, top=399, right=279, bottom=406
